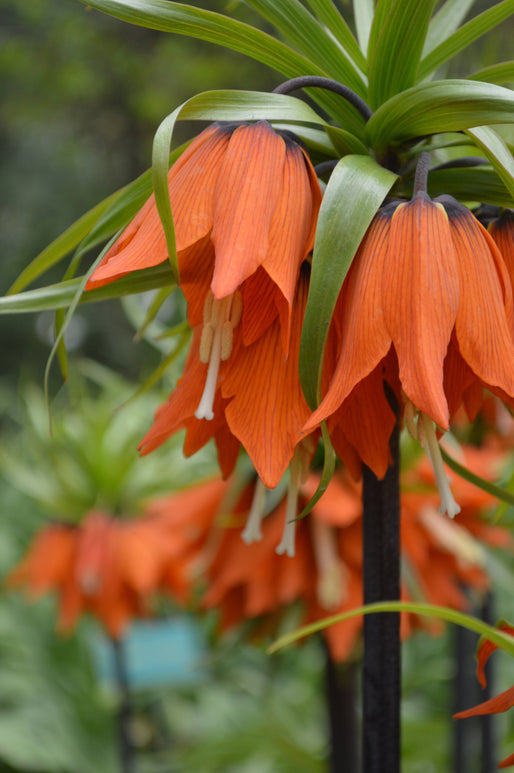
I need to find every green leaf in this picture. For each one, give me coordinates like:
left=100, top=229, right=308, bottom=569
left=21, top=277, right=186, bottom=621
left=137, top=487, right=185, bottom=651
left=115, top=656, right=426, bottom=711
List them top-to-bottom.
left=77, top=0, right=365, bottom=132
left=244, top=0, right=366, bottom=95
left=304, top=0, right=367, bottom=72
left=353, top=0, right=374, bottom=56
left=367, top=0, right=437, bottom=108
left=418, top=0, right=514, bottom=81
left=423, top=0, right=476, bottom=56
left=468, top=61, right=514, bottom=85
left=365, top=79, right=514, bottom=151
left=152, top=111, right=180, bottom=282
left=325, top=125, right=370, bottom=156
left=465, top=125, right=514, bottom=200
left=299, top=155, right=397, bottom=409
left=425, top=166, right=512, bottom=207
left=6, top=195, right=116, bottom=295
left=0, top=265, right=176, bottom=315
left=297, top=423, right=336, bottom=519
left=440, top=447, right=514, bottom=507
left=268, top=601, right=514, bottom=656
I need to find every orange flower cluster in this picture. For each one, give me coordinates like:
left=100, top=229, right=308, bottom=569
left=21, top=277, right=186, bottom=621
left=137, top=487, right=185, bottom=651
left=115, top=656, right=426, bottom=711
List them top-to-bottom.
left=87, top=126, right=514, bottom=525
left=145, top=447, right=511, bottom=662
left=8, top=510, right=187, bottom=638
left=454, top=623, right=514, bottom=769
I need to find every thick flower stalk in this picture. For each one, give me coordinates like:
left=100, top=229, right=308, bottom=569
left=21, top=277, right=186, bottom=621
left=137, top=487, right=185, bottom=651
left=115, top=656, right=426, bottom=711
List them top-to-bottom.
left=87, top=121, right=322, bottom=488
left=304, top=173, right=514, bottom=515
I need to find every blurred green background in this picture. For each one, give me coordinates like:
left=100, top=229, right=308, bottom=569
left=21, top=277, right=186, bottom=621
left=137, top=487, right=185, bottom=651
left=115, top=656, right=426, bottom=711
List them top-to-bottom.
left=1, top=0, right=513, bottom=771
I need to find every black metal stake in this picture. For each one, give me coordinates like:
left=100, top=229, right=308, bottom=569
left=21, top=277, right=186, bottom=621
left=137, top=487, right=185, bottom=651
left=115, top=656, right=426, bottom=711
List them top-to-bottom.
left=362, top=388, right=401, bottom=773
left=481, top=592, right=496, bottom=773
left=112, top=636, right=136, bottom=773
left=323, top=640, right=359, bottom=773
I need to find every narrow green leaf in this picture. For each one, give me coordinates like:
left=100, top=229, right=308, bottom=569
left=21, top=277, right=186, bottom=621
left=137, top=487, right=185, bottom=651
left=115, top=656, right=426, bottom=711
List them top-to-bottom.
left=77, top=0, right=365, bottom=132
left=244, top=0, right=366, bottom=95
left=304, top=0, right=367, bottom=72
left=353, top=0, right=374, bottom=56
left=367, top=0, right=437, bottom=108
left=418, top=0, right=514, bottom=81
left=423, top=0, right=476, bottom=56
left=468, top=61, right=514, bottom=85
left=365, top=80, right=514, bottom=151
left=152, top=110, right=180, bottom=283
left=325, top=125, right=370, bottom=156
left=465, top=126, right=514, bottom=199
left=300, top=155, right=397, bottom=408
left=426, top=166, right=512, bottom=207
left=7, top=196, right=115, bottom=295
left=0, top=266, right=176, bottom=315
left=298, top=423, right=336, bottom=519
left=440, top=447, right=514, bottom=507
left=268, top=602, right=514, bottom=656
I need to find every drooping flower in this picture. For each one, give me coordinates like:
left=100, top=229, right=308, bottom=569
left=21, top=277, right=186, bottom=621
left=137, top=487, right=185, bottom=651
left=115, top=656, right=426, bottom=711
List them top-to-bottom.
left=86, top=121, right=322, bottom=486
left=303, top=188, right=514, bottom=515
left=489, top=209, right=514, bottom=297
left=139, top=268, right=317, bottom=489
left=7, top=510, right=185, bottom=638
left=454, top=623, right=514, bottom=769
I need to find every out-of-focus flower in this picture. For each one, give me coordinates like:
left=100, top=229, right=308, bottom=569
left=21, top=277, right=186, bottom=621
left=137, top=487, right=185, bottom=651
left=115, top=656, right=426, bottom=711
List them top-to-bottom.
left=303, top=192, right=514, bottom=516
left=147, top=446, right=511, bottom=661
left=7, top=510, right=186, bottom=638
left=454, top=623, right=514, bottom=769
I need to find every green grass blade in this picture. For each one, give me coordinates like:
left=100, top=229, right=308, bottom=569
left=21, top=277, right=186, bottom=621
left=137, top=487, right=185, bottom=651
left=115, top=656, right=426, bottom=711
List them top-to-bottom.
left=244, top=0, right=366, bottom=94
left=304, top=0, right=367, bottom=72
left=353, top=0, right=374, bottom=57
left=367, top=0, right=437, bottom=108
left=418, top=0, right=514, bottom=81
left=423, top=0, right=476, bottom=56
left=468, top=61, right=514, bottom=85
left=365, top=79, right=514, bottom=151
left=299, top=155, right=397, bottom=408
left=440, top=447, right=514, bottom=507
left=268, top=601, right=514, bottom=655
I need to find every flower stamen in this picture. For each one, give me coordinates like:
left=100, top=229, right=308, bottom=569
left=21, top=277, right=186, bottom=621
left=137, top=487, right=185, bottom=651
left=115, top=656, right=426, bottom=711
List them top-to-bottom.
left=195, top=290, right=242, bottom=420
left=419, top=412, right=461, bottom=518
left=276, top=449, right=301, bottom=557
left=241, top=477, right=267, bottom=545
left=311, top=519, right=346, bottom=610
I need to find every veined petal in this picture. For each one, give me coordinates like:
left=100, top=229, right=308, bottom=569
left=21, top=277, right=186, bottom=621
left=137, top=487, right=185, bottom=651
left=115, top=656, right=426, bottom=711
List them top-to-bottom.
left=210, top=122, right=286, bottom=299
left=87, top=124, right=228, bottom=289
left=262, top=142, right=320, bottom=334
left=383, top=195, right=459, bottom=429
left=447, top=203, right=514, bottom=401
left=304, top=211, right=392, bottom=431
left=240, top=267, right=280, bottom=347
left=222, top=271, right=311, bottom=489
left=454, top=686, right=514, bottom=719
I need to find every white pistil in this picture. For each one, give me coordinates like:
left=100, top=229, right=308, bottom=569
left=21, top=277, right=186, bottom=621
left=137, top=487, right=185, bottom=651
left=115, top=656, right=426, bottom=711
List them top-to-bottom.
left=195, top=291, right=242, bottom=421
left=420, top=412, right=461, bottom=518
left=276, top=451, right=301, bottom=557
left=241, top=478, right=267, bottom=545
left=311, top=519, right=346, bottom=610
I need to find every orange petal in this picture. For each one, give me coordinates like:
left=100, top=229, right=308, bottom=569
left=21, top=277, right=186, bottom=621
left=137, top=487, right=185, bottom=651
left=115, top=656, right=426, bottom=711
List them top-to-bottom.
left=210, top=122, right=286, bottom=299
left=383, top=195, right=459, bottom=428
left=448, top=203, right=514, bottom=401
left=304, top=209, right=393, bottom=432
left=221, top=271, right=311, bottom=488
left=477, top=623, right=514, bottom=688
left=454, top=685, right=514, bottom=719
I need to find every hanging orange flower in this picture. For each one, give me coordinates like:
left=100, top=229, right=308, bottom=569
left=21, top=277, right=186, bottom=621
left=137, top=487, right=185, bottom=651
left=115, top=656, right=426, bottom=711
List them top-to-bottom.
left=86, top=121, right=321, bottom=488
left=304, top=187, right=514, bottom=515
left=489, top=209, right=514, bottom=297
left=139, top=268, right=317, bottom=489
left=7, top=510, right=186, bottom=638
left=454, top=623, right=514, bottom=769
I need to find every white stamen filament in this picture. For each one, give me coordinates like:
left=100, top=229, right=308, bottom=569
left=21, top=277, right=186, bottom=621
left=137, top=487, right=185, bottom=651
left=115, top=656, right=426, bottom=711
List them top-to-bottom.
left=195, top=292, right=241, bottom=421
left=420, top=412, right=461, bottom=518
left=276, top=451, right=301, bottom=557
left=241, top=477, right=267, bottom=545
left=419, top=505, right=485, bottom=569
left=311, top=519, right=346, bottom=610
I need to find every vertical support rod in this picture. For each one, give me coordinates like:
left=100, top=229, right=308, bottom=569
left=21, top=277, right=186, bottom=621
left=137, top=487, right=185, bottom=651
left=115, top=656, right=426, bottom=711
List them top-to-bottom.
left=362, top=388, right=401, bottom=773
left=480, top=592, right=496, bottom=773
left=112, top=636, right=136, bottom=773
left=324, top=641, right=359, bottom=773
